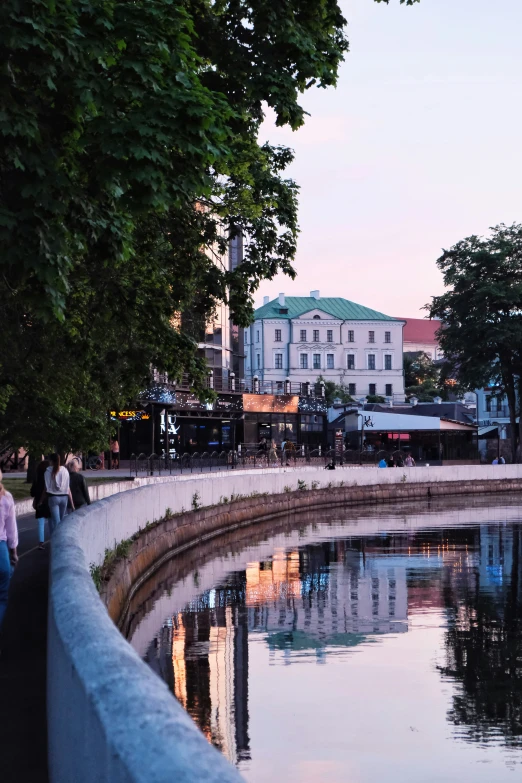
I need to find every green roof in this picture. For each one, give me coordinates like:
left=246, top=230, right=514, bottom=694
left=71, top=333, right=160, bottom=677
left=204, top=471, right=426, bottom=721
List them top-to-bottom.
left=254, top=296, right=398, bottom=321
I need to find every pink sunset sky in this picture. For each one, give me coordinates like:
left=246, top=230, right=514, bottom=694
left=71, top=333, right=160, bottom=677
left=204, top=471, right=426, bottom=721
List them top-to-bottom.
left=257, top=0, right=522, bottom=318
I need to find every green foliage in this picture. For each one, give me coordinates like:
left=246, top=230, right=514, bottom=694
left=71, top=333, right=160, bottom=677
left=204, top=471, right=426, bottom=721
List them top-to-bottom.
left=0, top=0, right=352, bottom=453
left=428, top=223, right=522, bottom=460
left=403, top=352, right=447, bottom=402
left=316, top=376, right=354, bottom=406
left=366, top=394, right=386, bottom=403
left=297, top=479, right=307, bottom=490
left=311, top=480, right=319, bottom=490
left=191, top=491, right=201, bottom=511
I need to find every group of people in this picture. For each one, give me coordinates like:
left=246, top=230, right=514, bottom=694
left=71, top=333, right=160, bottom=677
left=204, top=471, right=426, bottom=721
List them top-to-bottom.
left=0, top=454, right=94, bottom=637
left=378, top=454, right=416, bottom=468
left=30, top=455, right=91, bottom=550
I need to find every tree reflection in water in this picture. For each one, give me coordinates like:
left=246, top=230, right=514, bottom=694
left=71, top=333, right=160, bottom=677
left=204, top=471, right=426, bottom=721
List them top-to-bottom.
left=439, top=525, right=522, bottom=747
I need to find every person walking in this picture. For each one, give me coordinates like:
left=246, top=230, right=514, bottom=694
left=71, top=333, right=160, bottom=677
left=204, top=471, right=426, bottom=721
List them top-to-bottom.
left=110, top=437, right=120, bottom=469
left=268, top=440, right=278, bottom=466
left=42, top=454, right=74, bottom=535
left=404, top=454, right=416, bottom=467
left=30, top=458, right=50, bottom=550
left=68, top=460, right=91, bottom=510
left=0, top=470, right=18, bottom=631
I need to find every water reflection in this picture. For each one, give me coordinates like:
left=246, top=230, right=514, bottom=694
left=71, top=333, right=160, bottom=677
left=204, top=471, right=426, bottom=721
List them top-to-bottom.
left=139, top=502, right=522, bottom=781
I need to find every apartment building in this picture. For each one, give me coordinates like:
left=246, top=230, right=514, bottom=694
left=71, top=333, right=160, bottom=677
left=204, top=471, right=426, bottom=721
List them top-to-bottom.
left=245, top=292, right=405, bottom=399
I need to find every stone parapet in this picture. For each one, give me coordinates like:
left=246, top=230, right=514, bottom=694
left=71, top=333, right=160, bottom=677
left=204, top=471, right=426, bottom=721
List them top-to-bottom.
left=48, top=464, right=522, bottom=783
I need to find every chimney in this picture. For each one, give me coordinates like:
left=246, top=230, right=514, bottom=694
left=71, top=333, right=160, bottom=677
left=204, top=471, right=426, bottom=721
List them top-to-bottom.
left=310, top=290, right=320, bottom=300
left=278, top=292, right=285, bottom=307
left=263, top=296, right=269, bottom=305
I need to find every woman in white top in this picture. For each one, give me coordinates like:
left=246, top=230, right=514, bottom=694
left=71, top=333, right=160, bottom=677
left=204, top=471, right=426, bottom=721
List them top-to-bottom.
left=42, top=454, right=75, bottom=535
left=0, top=470, right=18, bottom=629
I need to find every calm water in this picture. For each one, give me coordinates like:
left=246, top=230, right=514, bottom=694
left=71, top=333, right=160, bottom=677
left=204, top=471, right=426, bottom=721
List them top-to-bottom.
left=129, top=496, right=522, bottom=782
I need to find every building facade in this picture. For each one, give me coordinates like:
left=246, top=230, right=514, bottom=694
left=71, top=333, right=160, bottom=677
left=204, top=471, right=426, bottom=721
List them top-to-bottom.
left=246, top=292, right=405, bottom=400
left=399, top=317, right=442, bottom=360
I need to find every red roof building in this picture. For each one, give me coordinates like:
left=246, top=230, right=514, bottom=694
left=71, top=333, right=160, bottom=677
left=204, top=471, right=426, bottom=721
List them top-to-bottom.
left=397, top=317, right=442, bottom=360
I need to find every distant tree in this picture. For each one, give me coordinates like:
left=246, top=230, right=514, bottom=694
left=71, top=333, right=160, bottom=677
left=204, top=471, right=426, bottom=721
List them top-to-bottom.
left=428, top=223, right=522, bottom=462
left=403, top=352, right=447, bottom=402
left=316, top=376, right=354, bottom=407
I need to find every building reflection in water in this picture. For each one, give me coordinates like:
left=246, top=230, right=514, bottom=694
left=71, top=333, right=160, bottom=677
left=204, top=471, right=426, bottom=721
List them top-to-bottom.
left=145, top=523, right=522, bottom=770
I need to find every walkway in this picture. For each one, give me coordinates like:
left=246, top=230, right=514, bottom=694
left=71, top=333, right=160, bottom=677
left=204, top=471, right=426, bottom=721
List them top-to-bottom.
left=0, top=513, right=49, bottom=783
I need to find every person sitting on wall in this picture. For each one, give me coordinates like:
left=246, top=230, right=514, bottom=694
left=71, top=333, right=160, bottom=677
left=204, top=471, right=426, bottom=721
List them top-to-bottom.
left=378, top=458, right=387, bottom=468
left=325, top=462, right=336, bottom=470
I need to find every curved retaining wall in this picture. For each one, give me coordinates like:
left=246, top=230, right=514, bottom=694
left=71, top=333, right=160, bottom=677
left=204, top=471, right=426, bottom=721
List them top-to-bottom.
left=48, top=464, right=522, bottom=783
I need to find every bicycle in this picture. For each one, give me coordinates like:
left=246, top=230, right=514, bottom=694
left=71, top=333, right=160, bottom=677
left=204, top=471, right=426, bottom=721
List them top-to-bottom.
left=87, top=454, right=103, bottom=471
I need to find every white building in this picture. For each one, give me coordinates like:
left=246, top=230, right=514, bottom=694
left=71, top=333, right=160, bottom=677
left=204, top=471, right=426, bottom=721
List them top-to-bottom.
left=245, top=292, right=405, bottom=400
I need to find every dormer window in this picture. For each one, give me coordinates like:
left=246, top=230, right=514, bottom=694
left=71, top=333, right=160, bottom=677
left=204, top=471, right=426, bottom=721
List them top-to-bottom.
left=313, top=314, right=321, bottom=319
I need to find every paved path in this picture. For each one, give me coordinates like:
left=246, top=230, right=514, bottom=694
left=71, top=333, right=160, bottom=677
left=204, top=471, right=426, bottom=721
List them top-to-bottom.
left=0, top=513, right=49, bottom=783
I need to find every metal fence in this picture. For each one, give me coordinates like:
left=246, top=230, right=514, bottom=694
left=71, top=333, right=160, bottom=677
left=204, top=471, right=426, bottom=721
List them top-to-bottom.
left=129, top=447, right=415, bottom=476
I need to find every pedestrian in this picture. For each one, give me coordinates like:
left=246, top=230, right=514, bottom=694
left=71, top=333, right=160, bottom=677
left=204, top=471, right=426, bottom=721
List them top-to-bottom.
left=110, top=437, right=120, bottom=469
left=268, top=440, right=278, bottom=466
left=42, top=454, right=75, bottom=535
left=404, top=454, right=415, bottom=467
left=499, top=455, right=506, bottom=465
left=387, top=457, right=395, bottom=468
left=492, top=457, right=499, bottom=465
left=30, top=458, right=50, bottom=550
left=68, top=460, right=91, bottom=510
left=0, top=469, right=18, bottom=631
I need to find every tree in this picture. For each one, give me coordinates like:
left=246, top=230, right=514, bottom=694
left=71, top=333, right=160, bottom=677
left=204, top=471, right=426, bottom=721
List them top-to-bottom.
left=0, top=0, right=416, bottom=454
left=428, top=224, right=522, bottom=462
left=403, top=351, right=447, bottom=401
left=316, top=376, right=354, bottom=407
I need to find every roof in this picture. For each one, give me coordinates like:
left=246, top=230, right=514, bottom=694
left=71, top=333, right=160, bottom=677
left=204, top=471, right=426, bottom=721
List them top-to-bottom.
left=255, top=297, right=399, bottom=321
left=398, top=317, right=441, bottom=344
left=364, top=402, right=475, bottom=426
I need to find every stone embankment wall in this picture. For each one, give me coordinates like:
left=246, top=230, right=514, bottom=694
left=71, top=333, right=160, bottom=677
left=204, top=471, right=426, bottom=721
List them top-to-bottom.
left=48, top=464, right=522, bottom=783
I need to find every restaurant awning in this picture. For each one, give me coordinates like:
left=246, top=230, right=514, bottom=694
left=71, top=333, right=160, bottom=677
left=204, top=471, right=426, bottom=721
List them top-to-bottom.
left=478, top=425, right=499, bottom=437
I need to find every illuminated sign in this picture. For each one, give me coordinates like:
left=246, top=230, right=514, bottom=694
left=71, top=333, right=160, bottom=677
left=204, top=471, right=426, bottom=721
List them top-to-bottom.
left=243, top=394, right=299, bottom=413
left=110, top=410, right=150, bottom=421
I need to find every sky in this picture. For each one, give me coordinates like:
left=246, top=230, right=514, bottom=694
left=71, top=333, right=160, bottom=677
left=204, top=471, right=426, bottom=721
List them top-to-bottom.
left=257, top=0, right=522, bottom=318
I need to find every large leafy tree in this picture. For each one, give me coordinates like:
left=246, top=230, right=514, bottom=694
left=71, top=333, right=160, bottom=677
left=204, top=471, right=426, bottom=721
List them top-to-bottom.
left=0, top=0, right=413, bottom=454
left=429, top=224, right=522, bottom=462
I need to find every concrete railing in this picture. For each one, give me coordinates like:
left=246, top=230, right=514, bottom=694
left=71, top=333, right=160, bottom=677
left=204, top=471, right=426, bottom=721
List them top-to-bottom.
left=47, top=463, right=522, bottom=783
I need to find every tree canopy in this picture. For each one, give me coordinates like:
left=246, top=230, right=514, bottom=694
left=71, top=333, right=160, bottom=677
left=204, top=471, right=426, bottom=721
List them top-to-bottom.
left=0, top=0, right=415, bottom=454
left=428, top=223, right=522, bottom=461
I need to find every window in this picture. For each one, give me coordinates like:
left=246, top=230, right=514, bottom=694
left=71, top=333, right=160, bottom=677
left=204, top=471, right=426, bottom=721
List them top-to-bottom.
left=313, top=314, right=321, bottom=319
left=275, top=329, right=282, bottom=342
left=300, top=329, right=307, bottom=342
left=313, top=329, right=320, bottom=342
left=327, top=329, right=333, bottom=342
left=256, top=330, right=260, bottom=343
left=347, top=330, right=354, bottom=342
left=368, top=331, right=375, bottom=343
left=385, top=331, right=391, bottom=343
left=256, top=353, right=260, bottom=369
left=275, top=353, right=283, bottom=369
left=313, top=353, right=321, bottom=369
left=300, top=354, right=308, bottom=369
left=326, top=354, right=334, bottom=369
left=347, top=354, right=355, bottom=370
left=368, top=354, right=376, bottom=370
left=384, top=354, right=392, bottom=370
left=348, top=383, right=356, bottom=396
left=369, top=383, right=376, bottom=396
left=385, top=383, right=393, bottom=396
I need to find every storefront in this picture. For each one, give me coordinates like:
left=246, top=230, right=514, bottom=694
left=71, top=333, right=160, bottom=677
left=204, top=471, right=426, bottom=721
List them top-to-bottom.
left=114, top=388, right=327, bottom=457
left=343, top=410, right=478, bottom=464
